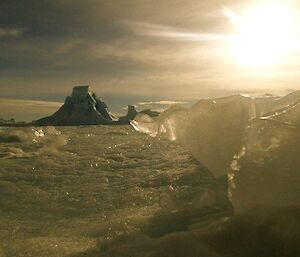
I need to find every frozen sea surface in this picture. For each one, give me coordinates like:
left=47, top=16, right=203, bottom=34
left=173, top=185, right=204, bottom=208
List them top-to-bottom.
left=1, top=92, right=300, bottom=257
left=0, top=126, right=230, bottom=257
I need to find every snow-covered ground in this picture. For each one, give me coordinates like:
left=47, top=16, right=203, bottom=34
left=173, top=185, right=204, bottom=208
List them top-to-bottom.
left=0, top=126, right=230, bottom=257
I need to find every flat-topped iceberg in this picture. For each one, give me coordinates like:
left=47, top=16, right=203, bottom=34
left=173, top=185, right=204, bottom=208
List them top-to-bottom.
left=35, top=85, right=137, bottom=126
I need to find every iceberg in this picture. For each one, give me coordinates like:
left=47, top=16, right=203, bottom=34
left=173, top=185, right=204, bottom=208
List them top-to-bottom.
left=35, top=85, right=137, bottom=126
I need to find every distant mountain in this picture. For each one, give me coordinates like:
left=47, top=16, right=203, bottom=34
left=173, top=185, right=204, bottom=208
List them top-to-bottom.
left=34, top=85, right=137, bottom=126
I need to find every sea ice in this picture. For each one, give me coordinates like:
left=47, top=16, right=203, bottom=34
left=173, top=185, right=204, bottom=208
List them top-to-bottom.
left=132, top=91, right=300, bottom=212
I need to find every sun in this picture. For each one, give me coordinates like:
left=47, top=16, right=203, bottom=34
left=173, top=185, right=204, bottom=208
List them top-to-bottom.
left=228, top=3, right=299, bottom=67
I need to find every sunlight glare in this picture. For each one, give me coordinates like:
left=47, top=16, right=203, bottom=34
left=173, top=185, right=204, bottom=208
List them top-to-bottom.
left=231, top=3, right=299, bottom=67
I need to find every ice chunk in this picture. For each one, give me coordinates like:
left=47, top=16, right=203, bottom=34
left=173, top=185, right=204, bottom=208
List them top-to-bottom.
left=131, top=90, right=300, bottom=212
left=132, top=96, right=256, bottom=177
left=229, top=118, right=300, bottom=213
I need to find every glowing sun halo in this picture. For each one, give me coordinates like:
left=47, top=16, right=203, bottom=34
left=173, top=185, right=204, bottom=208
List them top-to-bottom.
left=227, top=4, right=299, bottom=67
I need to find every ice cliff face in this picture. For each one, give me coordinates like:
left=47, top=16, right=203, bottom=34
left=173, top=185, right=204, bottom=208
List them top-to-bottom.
left=35, top=85, right=137, bottom=126
left=132, top=91, right=300, bottom=212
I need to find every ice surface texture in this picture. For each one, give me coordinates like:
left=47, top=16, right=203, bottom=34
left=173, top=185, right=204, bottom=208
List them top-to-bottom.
left=132, top=91, right=300, bottom=212
left=0, top=123, right=299, bottom=256
left=0, top=126, right=230, bottom=256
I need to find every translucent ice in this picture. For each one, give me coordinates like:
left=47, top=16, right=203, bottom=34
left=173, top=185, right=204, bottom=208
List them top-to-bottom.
left=132, top=91, right=300, bottom=212
left=133, top=96, right=256, bottom=177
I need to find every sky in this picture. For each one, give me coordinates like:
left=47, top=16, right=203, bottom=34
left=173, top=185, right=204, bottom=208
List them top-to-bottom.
left=1, top=0, right=300, bottom=120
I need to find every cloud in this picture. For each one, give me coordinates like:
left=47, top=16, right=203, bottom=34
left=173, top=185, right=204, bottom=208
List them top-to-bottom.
left=1, top=0, right=300, bottom=118
left=126, top=22, right=231, bottom=41
left=0, top=27, right=24, bottom=37
left=137, top=100, right=186, bottom=106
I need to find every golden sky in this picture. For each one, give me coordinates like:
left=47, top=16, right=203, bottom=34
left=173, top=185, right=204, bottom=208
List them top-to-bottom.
left=1, top=0, right=300, bottom=119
